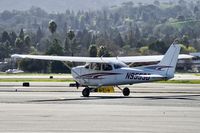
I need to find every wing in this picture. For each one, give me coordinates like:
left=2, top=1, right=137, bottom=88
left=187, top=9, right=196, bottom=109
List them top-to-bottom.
left=11, top=54, right=193, bottom=63
left=11, top=54, right=105, bottom=62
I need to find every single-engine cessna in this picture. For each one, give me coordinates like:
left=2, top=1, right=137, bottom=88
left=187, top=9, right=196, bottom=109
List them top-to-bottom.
left=12, top=44, right=190, bottom=97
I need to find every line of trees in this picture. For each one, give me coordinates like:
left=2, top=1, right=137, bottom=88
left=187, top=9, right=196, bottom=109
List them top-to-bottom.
left=0, top=0, right=200, bottom=72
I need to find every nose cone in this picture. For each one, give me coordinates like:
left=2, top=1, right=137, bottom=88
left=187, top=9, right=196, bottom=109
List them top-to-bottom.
left=71, top=66, right=84, bottom=79
left=71, top=67, right=79, bottom=79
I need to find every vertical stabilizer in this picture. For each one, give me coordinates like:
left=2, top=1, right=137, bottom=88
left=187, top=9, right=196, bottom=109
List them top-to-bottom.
left=158, top=44, right=181, bottom=78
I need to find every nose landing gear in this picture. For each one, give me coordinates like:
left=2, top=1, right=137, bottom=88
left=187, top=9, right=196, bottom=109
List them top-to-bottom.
left=82, top=87, right=90, bottom=97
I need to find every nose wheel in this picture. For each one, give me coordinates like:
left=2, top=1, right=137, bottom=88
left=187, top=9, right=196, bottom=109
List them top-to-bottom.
left=82, top=87, right=90, bottom=97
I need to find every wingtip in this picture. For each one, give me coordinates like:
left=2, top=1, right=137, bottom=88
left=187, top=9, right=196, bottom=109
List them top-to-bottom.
left=11, top=54, right=22, bottom=59
left=11, top=54, right=17, bottom=58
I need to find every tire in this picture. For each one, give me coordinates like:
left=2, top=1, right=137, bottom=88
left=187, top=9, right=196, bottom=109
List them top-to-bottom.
left=123, top=87, right=130, bottom=96
left=82, top=88, right=90, bottom=97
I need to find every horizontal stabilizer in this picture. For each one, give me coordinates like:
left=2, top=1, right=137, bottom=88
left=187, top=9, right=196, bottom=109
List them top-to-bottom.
left=139, top=74, right=165, bottom=78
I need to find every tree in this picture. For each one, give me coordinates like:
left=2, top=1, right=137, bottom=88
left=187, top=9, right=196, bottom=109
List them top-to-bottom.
left=153, top=0, right=160, bottom=6
left=178, top=0, right=186, bottom=7
left=122, top=1, right=134, bottom=8
left=194, top=6, right=199, bottom=14
left=1, top=10, right=14, bottom=20
left=48, top=20, right=57, bottom=34
left=130, top=24, right=142, bottom=48
left=153, top=24, right=176, bottom=37
left=36, top=26, right=43, bottom=43
left=19, top=28, right=24, bottom=41
left=111, top=28, right=124, bottom=47
left=80, top=29, right=92, bottom=48
left=67, top=30, right=75, bottom=55
left=68, top=30, right=75, bottom=40
left=1, top=31, right=10, bottom=43
left=9, top=31, right=17, bottom=45
left=24, top=35, right=31, bottom=52
left=24, top=35, right=31, bottom=46
left=181, top=35, right=189, bottom=48
left=64, top=37, right=70, bottom=55
left=15, top=38, right=24, bottom=53
left=46, top=38, right=69, bottom=73
left=46, top=39, right=64, bottom=56
left=149, top=40, right=168, bottom=54
left=0, top=41, right=11, bottom=60
left=180, top=44, right=197, bottom=53
left=88, top=45, right=97, bottom=57
left=97, top=46, right=111, bottom=57
left=139, top=46, right=149, bottom=55
left=19, top=59, right=48, bottom=73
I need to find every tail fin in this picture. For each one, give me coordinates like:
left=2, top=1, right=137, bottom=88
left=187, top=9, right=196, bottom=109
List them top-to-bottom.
left=158, top=44, right=181, bottom=78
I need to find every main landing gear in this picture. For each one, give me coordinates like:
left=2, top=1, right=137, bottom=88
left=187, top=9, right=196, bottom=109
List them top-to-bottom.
left=82, top=86, right=130, bottom=97
left=117, top=86, right=130, bottom=96
left=122, top=87, right=130, bottom=96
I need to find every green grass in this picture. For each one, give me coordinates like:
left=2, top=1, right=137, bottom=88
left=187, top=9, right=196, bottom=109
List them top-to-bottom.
left=0, top=73, right=70, bottom=76
left=194, top=74, right=200, bottom=76
left=0, top=78, right=73, bottom=82
left=158, top=80, right=200, bottom=84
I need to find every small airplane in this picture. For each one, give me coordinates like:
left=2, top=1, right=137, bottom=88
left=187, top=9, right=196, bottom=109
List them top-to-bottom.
left=12, top=43, right=190, bottom=97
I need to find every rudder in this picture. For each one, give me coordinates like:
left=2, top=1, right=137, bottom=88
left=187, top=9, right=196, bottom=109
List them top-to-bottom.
left=158, top=44, right=181, bottom=78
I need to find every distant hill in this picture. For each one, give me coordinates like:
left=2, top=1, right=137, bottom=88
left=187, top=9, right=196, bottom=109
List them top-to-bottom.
left=0, top=0, right=174, bottom=13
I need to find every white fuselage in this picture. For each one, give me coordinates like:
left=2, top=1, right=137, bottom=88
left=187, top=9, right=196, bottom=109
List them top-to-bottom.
left=72, top=64, right=168, bottom=87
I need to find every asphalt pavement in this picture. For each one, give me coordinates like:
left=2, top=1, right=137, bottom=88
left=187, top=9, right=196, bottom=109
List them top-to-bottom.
left=0, top=82, right=200, bottom=132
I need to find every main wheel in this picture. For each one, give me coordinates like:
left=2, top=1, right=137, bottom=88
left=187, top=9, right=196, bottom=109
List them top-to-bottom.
left=82, top=87, right=90, bottom=97
left=122, top=87, right=130, bottom=96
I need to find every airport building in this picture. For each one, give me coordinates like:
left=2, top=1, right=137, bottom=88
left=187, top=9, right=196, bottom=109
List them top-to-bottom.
left=177, top=52, right=200, bottom=72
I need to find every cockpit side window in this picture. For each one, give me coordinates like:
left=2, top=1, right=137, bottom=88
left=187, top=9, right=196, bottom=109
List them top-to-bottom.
left=85, top=63, right=114, bottom=71
left=86, top=63, right=101, bottom=71
left=90, top=63, right=95, bottom=69
left=94, top=63, right=101, bottom=70
left=85, top=64, right=89, bottom=69
left=102, top=64, right=113, bottom=71
left=114, top=64, right=122, bottom=69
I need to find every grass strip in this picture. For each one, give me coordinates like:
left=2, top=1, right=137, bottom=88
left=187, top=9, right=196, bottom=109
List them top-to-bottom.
left=0, top=73, right=70, bottom=76
left=0, top=78, right=73, bottom=82
left=158, top=80, right=200, bottom=84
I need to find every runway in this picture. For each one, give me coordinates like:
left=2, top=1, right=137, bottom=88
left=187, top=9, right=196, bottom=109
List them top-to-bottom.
left=0, top=82, right=200, bottom=132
